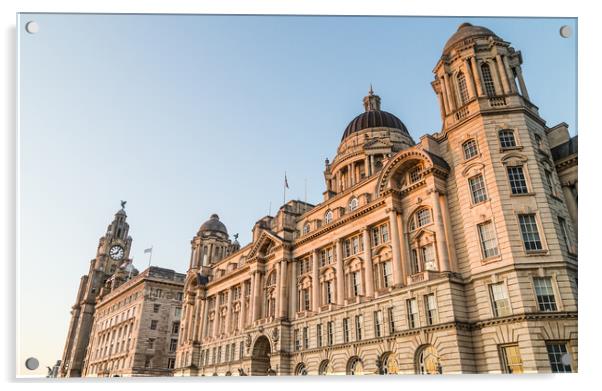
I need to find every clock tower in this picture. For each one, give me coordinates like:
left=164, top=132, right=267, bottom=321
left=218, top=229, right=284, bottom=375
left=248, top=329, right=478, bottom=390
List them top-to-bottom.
left=58, top=203, right=133, bottom=377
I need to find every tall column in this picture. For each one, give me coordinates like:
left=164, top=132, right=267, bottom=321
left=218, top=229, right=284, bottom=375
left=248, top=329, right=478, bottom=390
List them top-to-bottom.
left=495, top=55, right=510, bottom=94
left=502, top=55, right=517, bottom=93
left=470, top=56, right=484, bottom=97
left=465, top=59, right=477, bottom=98
left=515, top=66, right=530, bottom=101
left=443, top=73, right=456, bottom=112
left=440, top=75, right=450, bottom=114
left=436, top=92, right=446, bottom=121
left=370, top=156, right=375, bottom=175
left=562, top=185, right=578, bottom=238
left=431, top=190, right=450, bottom=271
left=388, top=208, right=403, bottom=287
left=395, top=212, right=410, bottom=283
left=361, top=228, right=375, bottom=298
left=335, top=239, right=345, bottom=305
left=312, top=250, right=320, bottom=311
left=278, top=260, right=288, bottom=318
left=289, top=261, right=297, bottom=316
left=274, top=262, right=281, bottom=318
left=252, top=271, right=263, bottom=321
left=249, top=272, right=256, bottom=323
left=240, top=283, right=247, bottom=329
left=224, top=289, right=233, bottom=333
left=194, top=295, right=205, bottom=341
left=201, top=296, right=209, bottom=339
left=186, top=299, right=195, bottom=341
left=212, top=305, right=219, bottom=337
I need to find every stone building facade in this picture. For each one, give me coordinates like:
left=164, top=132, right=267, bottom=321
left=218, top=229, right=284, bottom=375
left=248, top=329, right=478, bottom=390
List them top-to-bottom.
left=174, top=23, right=578, bottom=376
left=81, top=267, right=185, bottom=377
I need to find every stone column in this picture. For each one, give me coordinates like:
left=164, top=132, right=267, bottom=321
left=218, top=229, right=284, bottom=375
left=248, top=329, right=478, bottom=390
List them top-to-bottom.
left=495, top=55, right=510, bottom=94
left=502, top=55, right=517, bottom=93
left=470, top=56, right=484, bottom=97
left=465, top=58, right=477, bottom=98
left=515, top=66, right=530, bottom=100
left=443, top=73, right=456, bottom=112
left=440, top=74, right=451, bottom=113
left=436, top=92, right=446, bottom=121
left=370, top=156, right=375, bottom=175
left=563, top=185, right=578, bottom=237
left=431, top=190, right=450, bottom=271
left=388, top=208, right=403, bottom=287
left=396, top=212, right=410, bottom=283
left=361, top=228, right=375, bottom=298
left=335, top=239, right=345, bottom=305
left=312, top=250, right=320, bottom=311
left=279, top=260, right=288, bottom=318
left=289, top=261, right=298, bottom=316
left=274, top=262, right=281, bottom=318
left=249, top=271, right=256, bottom=323
left=252, top=271, right=263, bottom=321
left=240, top=283, right=247, bottom=329
left=225, top=289, right=233, bottom=333
left=192, top=294, right=202, bottom=341
left=194, top=295, right=205, bottom=341
left=201, top=297, right=209, bottom=339
left=186, top=299, right=195, bottom=341
left=212, top=306, right=219, bottom=337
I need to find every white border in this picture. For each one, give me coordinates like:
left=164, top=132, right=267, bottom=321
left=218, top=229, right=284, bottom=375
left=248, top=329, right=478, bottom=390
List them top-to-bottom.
left=2, top=1, right=599, bottom=390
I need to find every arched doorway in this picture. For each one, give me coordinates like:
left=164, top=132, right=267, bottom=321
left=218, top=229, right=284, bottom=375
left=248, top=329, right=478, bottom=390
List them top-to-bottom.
left=250, top=335, right=272, bottom=376
left=415, top=345, right=441, bottom=374
left=379, top=352, right=399, bottom=375
left=346, top=356, right=364, bottom=375
left=318, top=359, right=334, bottom=375
left=294, top=362, right=308, bottom=376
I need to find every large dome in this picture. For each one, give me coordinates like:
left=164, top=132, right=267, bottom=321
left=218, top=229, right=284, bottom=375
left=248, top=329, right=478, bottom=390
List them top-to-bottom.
left=443, top=23, right=499, bottom=54
left=341, top=87, right=410, bottom=141
left=342, top=110, right=409, bottom=141
left=198, top=214, right=228, bottom=235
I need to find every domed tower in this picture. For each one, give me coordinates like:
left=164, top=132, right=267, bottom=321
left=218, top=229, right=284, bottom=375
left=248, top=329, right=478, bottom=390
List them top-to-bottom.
left=432, top=22, right=536, bottom=130
left=324, top=87, right=415, bottom=199
left=188, top=214, right=235, bottom=270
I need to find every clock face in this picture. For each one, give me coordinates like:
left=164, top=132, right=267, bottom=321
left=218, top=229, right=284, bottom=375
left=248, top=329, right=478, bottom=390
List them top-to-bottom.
left=109, top=245, right=124, bottom=261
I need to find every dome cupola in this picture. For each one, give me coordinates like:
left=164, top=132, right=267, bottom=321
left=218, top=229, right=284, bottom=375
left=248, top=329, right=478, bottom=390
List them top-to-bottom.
left=198, top=214, right=228, bottom=236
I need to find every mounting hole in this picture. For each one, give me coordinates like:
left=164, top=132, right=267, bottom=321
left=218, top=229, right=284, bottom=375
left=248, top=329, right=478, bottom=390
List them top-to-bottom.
left=25, top=21, right=39, bottom=34
left=559, top=25, right=571, bottom=38
left=25, top=357, right=39, bottom=370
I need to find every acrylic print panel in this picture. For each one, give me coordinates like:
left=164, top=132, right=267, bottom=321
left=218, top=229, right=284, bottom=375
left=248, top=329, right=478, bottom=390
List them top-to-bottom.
left=17, top=13, right=577, bottom=378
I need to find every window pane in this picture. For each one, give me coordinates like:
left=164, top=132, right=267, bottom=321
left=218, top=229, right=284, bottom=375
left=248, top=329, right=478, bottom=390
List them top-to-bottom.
left=481, top=64, right=497, bottom=97
left=499, top=129, right=517, bottom=148
left=463, top=139, right=478, bottom=159
left=507, top=166, right=528, bottom=194
left=469, top=174, right=488, bottom=204
left=518, top=214, right=543, bottom=251
left=478, top=221, right=499, bottom=258
left=534, top=277, right=557, bottom=311
left=490, top=283, right=511, bottom=317
left=546, top=343, right=572, bottom=373
left=501, top=344, right=523, bottom=374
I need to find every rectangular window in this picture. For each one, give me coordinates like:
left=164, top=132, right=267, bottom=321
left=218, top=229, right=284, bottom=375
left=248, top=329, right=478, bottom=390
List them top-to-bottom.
left=499, top=130, right=517, bottom=148
left=463, top=139, right=478, bottom=160
left=507, top=166, right=528, bottom=194
left=544, top=169, right=555, bottom=195
left=469, top=174, right=488, bottom=204
left=518, top=214, right=543, bottom=251
left=558, top=217, right=573, bottom=253
left=478, top=221, right=500, bottom=258
left=381, top=224, right=389, bottom=243
left=372, top=227, right=380, bottom=246
left=352, top=237, right=360, bottom=254
left=344, top=239, right=351, bottom=258
left=421, top=245, right=437, bottom=271
left=411, top=250, right=419, bottom=274
left=382, top=262, right=392, bottom=288
left=352, top=271, right=361, bottom=297
left=534, top=277, right=557, bottom=311
left=326, top=281, right=334, bottom=304
left=490, top=282, right=511, bottom=317
left=302, top=288, right=310, bottom=311
left=175, top=292, right=183, bottom=301
left=424, top=294, right=438, bottom=325
left=407, top=298, right=418, bottom=329
left=153, top=304, right=160, bottom=313
left=174, top=307, right=181, bottom=318
left=387, top=307, right=395, bottom=334
left=374, top=310, right=383, bottom=337
left=355, top=315, right=363, bottom=341
left=343, top=318, right=350, bottom=343
left=150, top=320, right=158, bottom=330
left=172, top=321, right=180, bottom=334
left=327, top=321, right=334, bottom=346
left=316, top=324, right=322, bottom=347
left=303, top=327, right=309, bottom=349
left=294, top=329, right=300, bottom=351
left=148, top=338, right=155, bottom=349
left=169, top=338, right=178, bottom=352
left=239, top=341, right=244, bottom=360
left=231, top=342, right=235, bottom=361
left=546, top=342, right=572, bottom=373
left=499, top=344, right=523, bottom=374
left=225, top=345, right=230, bottom=362
left=217, top=346, right=222, bottom=363
left=212, top=347, right=216, bottom=364
left=167, top=358, right=175, bottom=369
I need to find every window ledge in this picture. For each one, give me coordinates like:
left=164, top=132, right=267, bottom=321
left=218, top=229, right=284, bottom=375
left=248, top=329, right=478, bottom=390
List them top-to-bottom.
left=500, top=146, right=524, bottom=153
left=462, top=153, right=482, bottom=164
left=510, top=192, right=536, bottom=197
left=469, top=199, right=490, bottom=209
left=525, top=250, right=548, bottom=256
left=481, top=255, right=502, bottom=265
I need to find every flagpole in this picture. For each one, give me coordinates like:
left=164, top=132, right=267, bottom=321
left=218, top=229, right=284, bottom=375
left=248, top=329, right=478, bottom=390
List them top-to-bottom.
left=283, top=171, right=287, bottom=205
left=304, top=178, right=307, bottom=204
left=148, top=246, right=153, bottom=268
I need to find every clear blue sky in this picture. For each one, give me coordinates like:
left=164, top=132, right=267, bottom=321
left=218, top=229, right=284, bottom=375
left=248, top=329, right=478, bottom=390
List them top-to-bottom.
left=17, top=14, right=576, bottom=376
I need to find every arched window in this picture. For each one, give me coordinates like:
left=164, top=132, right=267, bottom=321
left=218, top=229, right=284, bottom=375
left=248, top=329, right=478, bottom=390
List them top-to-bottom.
left=481, top=63, right=496, bottom=97
left=457, top=72, right=469, bottom=105
left=499, top=129, right=517, bottom=148
left=462, top=139, right=478, bottom=160
left=409, top=166, right=422, bottom=183
left=349, top=197, right=359, bottom=212
left=409, top=208, right=432, bottom=231
left=324, top=210, right=333, bottom=224
left=303, top=223, right=310, bottom=235
left=416, top=345, right=441, bottom=374
left=380, top=352, right=399, bottom=375
left=347, top=356, right=364, bottom=375
left=318, top=359, right=333, bottom=375
left=295, top=363, right=308, bottom=376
